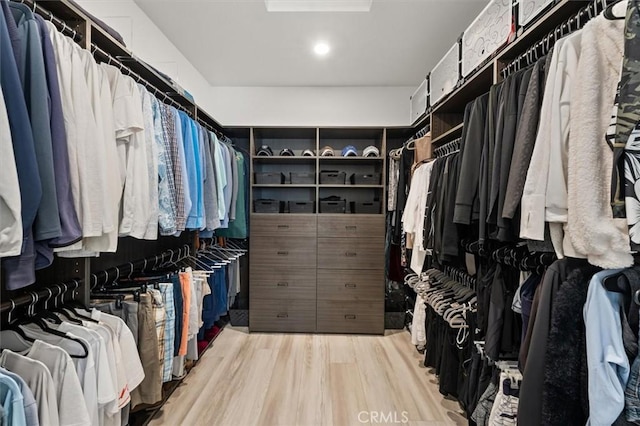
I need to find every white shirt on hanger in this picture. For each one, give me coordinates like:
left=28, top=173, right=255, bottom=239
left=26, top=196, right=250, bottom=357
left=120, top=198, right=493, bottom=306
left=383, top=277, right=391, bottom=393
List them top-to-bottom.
left=88, top=309, right=145, bottom=393
left=26, top=339, right=91, bottom=426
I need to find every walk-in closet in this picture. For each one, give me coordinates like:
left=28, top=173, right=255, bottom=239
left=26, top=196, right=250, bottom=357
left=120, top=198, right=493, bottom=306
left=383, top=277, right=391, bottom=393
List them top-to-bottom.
left=1, top=0, right=639, bottom=424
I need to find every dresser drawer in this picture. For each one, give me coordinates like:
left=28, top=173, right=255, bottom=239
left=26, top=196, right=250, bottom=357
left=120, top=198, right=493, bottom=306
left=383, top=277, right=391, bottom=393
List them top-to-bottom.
left=250, top=215, right=317, bottom=237
left=317, top=215, right=384, bottom=239
left=251, top=236, right=317, bottom=269
left=317, top=238, right=384, bottom=270
left=250, top=268, right=316, bottom=300
left=317, top=269, right=383, bottom=302
left=250, top=299, right=316, bottom=333
left=317, top=300, right=384, bottom=334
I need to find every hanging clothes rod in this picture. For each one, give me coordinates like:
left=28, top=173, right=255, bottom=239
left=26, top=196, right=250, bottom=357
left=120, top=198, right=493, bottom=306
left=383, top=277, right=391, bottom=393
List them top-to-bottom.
left=16, top=0, right=83, bottom=41
left=502, top=0, right=617, bottom=78
left=90, top=43, right=193, bottom=115
left=91, top=45, right=230, bottom=140
left=407, top=124, right=430, bottom=144
left=433, top=137, right=461, bottom=158
left=88, top=244, right=192, bottom=290
left=0, top=245, right=192, bottom=315
left=0, top=279, right=84, bottom=315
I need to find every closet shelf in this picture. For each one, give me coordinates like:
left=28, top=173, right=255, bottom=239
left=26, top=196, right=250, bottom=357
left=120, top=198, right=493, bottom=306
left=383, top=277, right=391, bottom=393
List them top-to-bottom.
left=496, top=0, right=585, bottom=62
left=90, top=22, right=196, bottom=111
left=431, top=61, right=494, bottom=114
left=432, top=123, right=464, bottom=146
left=252, top=156, right=317, bottom=161
left=319, top=157, right=384, bottom=162
left=253, top=184, right=317, bottom=188
left=319, top=184, right=384, bottom=189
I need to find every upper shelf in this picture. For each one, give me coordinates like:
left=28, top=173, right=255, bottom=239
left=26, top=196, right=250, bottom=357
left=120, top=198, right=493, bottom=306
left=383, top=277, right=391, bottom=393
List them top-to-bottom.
left=427, top=0, right=590, bottom=116
left=496, top=0, right=588, bottom=62
left=90, top=25, right=196, bottom=112
left=431, top=61, right=493, bottom=114
left=432, top=123, right=464, bottom=146
left=252, top=156, right=317, bottom=161
left=319, top=157, right=384, bottom=161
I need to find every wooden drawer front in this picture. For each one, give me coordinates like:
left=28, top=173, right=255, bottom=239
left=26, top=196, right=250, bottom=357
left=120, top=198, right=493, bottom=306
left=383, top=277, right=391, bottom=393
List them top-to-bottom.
left=250, top=215, right=317, bottom=237
left=317, top=216, right=384, bottom=239
left=251, top=237, right=317, bottom=269
left=317, top=238, right=384, bottom=270
left=251, top=268, right=316, bottom=300
left=317, top=269, right=383, bottom=302
left=250, top=299, right=316, bottom=333
left=317, top=300, right=384, bottom=334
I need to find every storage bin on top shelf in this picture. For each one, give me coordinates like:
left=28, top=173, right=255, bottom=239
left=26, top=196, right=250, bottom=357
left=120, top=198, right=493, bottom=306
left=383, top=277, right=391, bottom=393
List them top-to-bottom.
left=461, top=0, right=514, bottom=77
left=519, top=0, right=554, bottom=27
left=429, top=43, right=459, bottom=106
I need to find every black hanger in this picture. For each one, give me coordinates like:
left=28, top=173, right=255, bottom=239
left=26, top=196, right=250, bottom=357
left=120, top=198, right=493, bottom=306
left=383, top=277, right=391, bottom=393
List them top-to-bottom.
left=604, top=0, right=624, bottom=20
left=603, top=271, right=630, bottom=293
left=63, top=281, right=99, bottom=324
left=52, top=283, right=84, bottom=325
left=34, top=288, right=63, bottom=325
left=16, top=293, right=89, bottom=359
left=2, top=300, right=36, bottom=344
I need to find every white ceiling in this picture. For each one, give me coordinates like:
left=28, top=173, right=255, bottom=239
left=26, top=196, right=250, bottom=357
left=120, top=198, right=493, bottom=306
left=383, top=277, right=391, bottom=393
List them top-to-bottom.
left=133, top=0, right=488, bottom=87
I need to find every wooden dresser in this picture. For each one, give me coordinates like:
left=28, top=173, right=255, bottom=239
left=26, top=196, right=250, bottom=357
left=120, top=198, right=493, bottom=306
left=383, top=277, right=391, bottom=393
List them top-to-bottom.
left=248, top=127, right=386, bottom=334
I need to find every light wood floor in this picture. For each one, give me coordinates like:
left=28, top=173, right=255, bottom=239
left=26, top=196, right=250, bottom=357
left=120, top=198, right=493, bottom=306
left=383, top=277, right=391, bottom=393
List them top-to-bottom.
left=149, top=327, right=466, bottom=426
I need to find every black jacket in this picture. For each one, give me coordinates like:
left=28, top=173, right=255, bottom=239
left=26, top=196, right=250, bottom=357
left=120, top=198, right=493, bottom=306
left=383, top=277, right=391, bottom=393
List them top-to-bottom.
left=541, top=265, right=600, bottom=425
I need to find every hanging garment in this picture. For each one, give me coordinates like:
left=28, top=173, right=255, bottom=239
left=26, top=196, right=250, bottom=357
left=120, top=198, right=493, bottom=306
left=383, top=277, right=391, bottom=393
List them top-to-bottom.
left=0, top=3, right=41, bottom=289
left=567, top=14, right=632, bottom=269
left=541, top=265, right=599, bottom=425
left=584, top=269, right=631, bottom=426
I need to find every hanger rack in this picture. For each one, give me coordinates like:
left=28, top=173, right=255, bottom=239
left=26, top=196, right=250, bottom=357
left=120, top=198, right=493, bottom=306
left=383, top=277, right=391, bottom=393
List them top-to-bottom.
left=16, top=0, right=83, bottom=41
left=501, top=0, right=618, bottom=78
left=90, top=43, right=194, bottom=116
left=406, top=124, right=430, bottom=145
left=433, top=138, right=461, bottom=158
left=88, top=244, right=193, bottom=290
left=0, top=245, right=195, bottom=315
left=442, top=265, right=477, bottom=288
left=0, top=280, right=84, bottom=316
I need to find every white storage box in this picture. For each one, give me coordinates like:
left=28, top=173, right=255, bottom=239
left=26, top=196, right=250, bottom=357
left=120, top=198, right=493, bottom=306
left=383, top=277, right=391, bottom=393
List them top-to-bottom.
left=461, top=0, right=514, bottom=77
left=519, top=0, right=554, bottom=27
left=429, top=43, right=459, bottom=106
left=410, top=78, right=428, bottom=124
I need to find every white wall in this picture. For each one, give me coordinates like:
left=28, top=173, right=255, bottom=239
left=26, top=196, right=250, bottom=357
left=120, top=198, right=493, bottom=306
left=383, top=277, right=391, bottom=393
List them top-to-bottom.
left=75, top=0, right=413, bottom=127
left=75, top=0, right=212, bottom=106
left=207, top=86, right=413, bottom=127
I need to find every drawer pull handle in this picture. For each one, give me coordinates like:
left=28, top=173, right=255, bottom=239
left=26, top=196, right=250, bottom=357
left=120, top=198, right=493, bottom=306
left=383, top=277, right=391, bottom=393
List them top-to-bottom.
left=277, top=225, right=289, bottom=229
left=345, top=225, right=357, bottom=230
left=277, top=251, right=289, bottom=256
left=345, top=252, right=357, bottom=257
left=277, top=282, right=289, bottom=287
left=345, top=283, right=357, bottom=288
left=277, top=313, right=289, bottom=319
left=345, top=315, right=357, bottom=320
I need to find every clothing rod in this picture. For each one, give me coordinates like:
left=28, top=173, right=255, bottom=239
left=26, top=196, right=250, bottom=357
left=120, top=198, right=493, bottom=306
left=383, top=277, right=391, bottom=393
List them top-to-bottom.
left=15, top=0, right=83, bottom=42
left=502, top=0, right=615, bottom=78
left=91, top=43, right=192, bottom=116
left=91, top=45, right=230, bottom=140
left=407, top=124, right=430, bottom=143
left=0, top=244, right=191, bottom=315
left=88, top=244, right=192, bottom=290
left=0, top=279, right=82, bottom=315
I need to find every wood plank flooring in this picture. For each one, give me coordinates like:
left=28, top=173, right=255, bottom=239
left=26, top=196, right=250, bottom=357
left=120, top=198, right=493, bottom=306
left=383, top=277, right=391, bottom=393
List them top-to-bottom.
left=149, top=327, right=465, bottom=426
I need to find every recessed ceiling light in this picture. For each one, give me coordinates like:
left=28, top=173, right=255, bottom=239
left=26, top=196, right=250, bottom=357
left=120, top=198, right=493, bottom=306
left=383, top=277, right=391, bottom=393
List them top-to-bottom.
left=265, top=0, right=372, bottom=12
left=314, top=42, right=330, bottom=56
